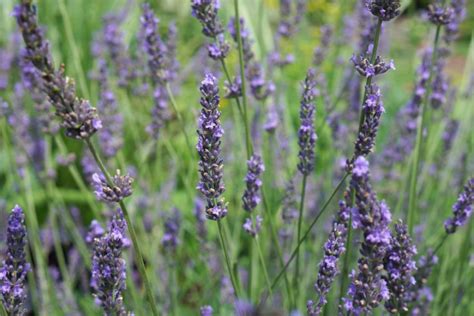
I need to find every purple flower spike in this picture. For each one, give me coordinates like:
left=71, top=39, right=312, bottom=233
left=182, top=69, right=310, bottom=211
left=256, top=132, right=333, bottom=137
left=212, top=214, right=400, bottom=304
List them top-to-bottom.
left=14, top=0, right=102, bottom=139
left=191, top=0, right=224, bottom=38
left=367, top=0, right=401, bottom=21
left=444, top=0, right=466, bottom=44
left=141, top=3, right=169, bottom=85
left=428, top=4, right=454, bottom=26
left=228, top=18, right=254, bottom=64
left=207, top=34, right=230, bottom=60
left=351, top=55, right=395, bottom=78
left=297, top=68, right=318, bottom=176
left=197, top=73, right=227, bottom=220
left=224, top=76, right=242, bottom=99
left=347, top=84, right=384, bottom=170
left=242, top=154, right=265, bottom=212
left=344, top=157, right=393, bottom=314
left=92, top=170, right=133, bottom=203
left=444, top=178, right=474, bottom=234
left=308, top=195, right=351, bottom=316
left=0, top=205, right=30, bottom=315
left=161, top=209, right=181, bottom=253
left=91, top=210, right=130, bottom=315
left=243, top=215, right=263, bottom=237
left=383, top=220, right=417, bottom=314
left=408, top=250, right=438, bottom=315
left=200, top=305, right=213, bottom=316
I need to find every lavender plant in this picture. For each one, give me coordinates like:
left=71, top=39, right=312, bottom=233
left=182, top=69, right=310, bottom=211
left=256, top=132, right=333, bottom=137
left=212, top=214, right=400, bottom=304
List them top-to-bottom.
left=1, top=0, right=473, bottom=315
left=0, top=206, right=30, bottom=315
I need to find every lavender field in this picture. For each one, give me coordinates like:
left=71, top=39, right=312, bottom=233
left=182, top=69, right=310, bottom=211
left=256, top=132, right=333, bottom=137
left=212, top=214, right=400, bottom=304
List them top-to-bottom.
left=0, top=0, right=473, bottom=315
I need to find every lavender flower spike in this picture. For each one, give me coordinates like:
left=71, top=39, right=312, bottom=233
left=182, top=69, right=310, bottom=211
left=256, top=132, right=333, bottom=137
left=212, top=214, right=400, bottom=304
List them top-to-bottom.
left=14, top=0, right=102, bottom=139
left=191, top=0, right=224, bottom=38
left=367, top=0, right=401, bottom=21
left=141, top=3, right=169, bottom=85
left=427, top=4, right=454, bottom=26
left=297, top=68, right=318, bottom=176
left=197, top=73, right=227, bottom=220
left=347, top=84, right=384, bottom=170
left=242, top=154, right=265, bottom=212
left=344, top=156, right=392, bottom=315
left=92, top=170, right=134, bottom=203
left=444, top=178, right=474, bottom=234
left=307, top=196, right=351, bottom=316
left=0, top=205, right=30, bottom=315
left=91, top=210, right=129, bottom=315
left=383, top=220, right=417, bottom=314
left=200, top=305, right=213, bottom=316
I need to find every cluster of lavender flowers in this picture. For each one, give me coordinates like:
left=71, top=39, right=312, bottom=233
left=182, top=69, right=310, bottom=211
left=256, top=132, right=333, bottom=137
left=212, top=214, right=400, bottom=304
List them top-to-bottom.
left=14, top=0, right=102, bottom=140
left=191, top=0, right=229, bottom=61
left=277, top=0, right=306, bottom=38
left=141, top=3, right=170, bottom=138
left=228, top=18, right=274, bottom=101
left=297, top=69, right=317, bottom=176
left=196, top=74, right=227, bottom=220
left=347, top=84, right=384, bottom=170
left=242, top=154, right=265, bottom=237
left=343, top=157, right=392, bottom=314
left=92, top=170, right=133, bottom=203
left=444, top=178, right=474, bottom=234
left=307, top=194, right=351, bottom=315
left=0, top=206, right=30, bottom=315
left=91, top=210, right=130, bottom=315
left=383, top=220, right=417, bottom=313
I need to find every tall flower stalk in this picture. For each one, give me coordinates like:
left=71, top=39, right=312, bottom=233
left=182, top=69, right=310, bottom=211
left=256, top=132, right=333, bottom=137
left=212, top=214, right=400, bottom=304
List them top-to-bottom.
left=14, top=1, right=158, bottom=314
left=407, top=4, right=450, bottom=234
left=294, top=68, right=317, bottom=302
left=196, top=73, right=241, bottom=298
left=0, top=206, right=30, bottom=315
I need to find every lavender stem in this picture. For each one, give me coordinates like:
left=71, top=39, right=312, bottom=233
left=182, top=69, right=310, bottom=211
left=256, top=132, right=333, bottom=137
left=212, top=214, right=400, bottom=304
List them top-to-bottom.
left=233, top=0, right=253, bottom=159
left=407, top=25, right=442, bottom=234
left=165, top=83, right=195, bottom=157
left=85, top=139, right=159, bottom=315
left=267, top=173, right=349, bottom=292
left=293, top=174, right=308, bottom=305
left=218, top=220, right=241, bottom=298
left=255, top=235, right=273, bottom=298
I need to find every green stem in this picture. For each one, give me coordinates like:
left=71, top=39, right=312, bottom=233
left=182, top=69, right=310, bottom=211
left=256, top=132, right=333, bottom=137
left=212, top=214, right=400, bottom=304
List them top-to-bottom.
left=57, top=0, right=90, bottom=99
left=233, top=0, right=253, bottom=159
left=407, top=25, right=442, bottom=235
left=165, top=83, right=195, bottom=157
left=53, top=135, right=101, bottom=219
left=85, top=139, right=159, bottom=315
left=23, top=170, right=56, bottom=314
left=268, top=173, right=348, bottom=292
left=293, top=174, right=308, bottom=305
left=261, top=188, right=294, bottom=305
left=120, top=200, right=159, bottom=315
left=218, top=220, right=241, bottom=298
left=249, top=230, right=256, bottom=300
left=433, top=233, right=449, bottom=256
left=255, top=235, right=273, bottom=299
left=169, top=259, right=178, bottom=316
left=0, top=302, right=7, bottom=316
